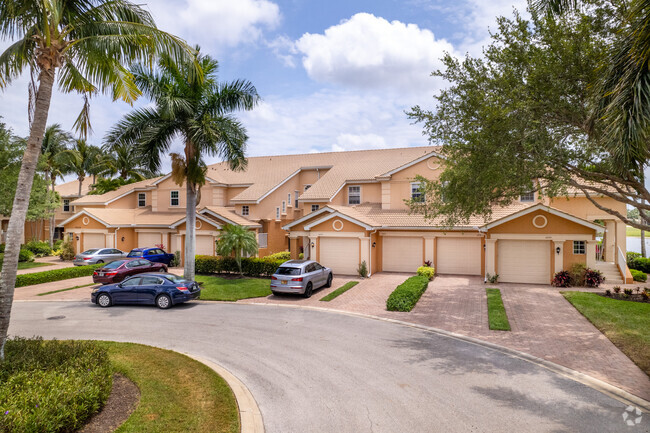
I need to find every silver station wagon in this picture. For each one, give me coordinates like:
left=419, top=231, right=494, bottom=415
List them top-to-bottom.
left=271, top=260, right=333, bottom=298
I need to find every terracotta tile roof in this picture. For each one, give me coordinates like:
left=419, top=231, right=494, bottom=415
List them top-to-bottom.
left=207, top=146, right=442, bottom=202
left=71, top=177, right=162, bottom=205
left=54, top=178, right=93, bottom=197
left=200, top=206, right=261, bottom=227
left=79, top=208, right=186, bottom=227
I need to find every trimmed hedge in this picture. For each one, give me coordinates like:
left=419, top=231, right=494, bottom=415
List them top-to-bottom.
left=23, top=240, right=52, bottom=258
left=263, top=251, right=290, bottom=261
left=195, top=255, right=285, bottom=277
left=628, top=256, right=650, bottom=273
left=15, top=264, right=102, bottom=288
left=417, top=266, right=435, bottom=280
left=631, top=269, right=647, bottom=282
left=386, top=275, right=429, bottom=312
left=0, top=337, right=112, bottom=433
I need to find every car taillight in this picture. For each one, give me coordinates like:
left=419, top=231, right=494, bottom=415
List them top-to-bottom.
left=83, top=257, right=91, bottom=260
left=93, top=271, right=98, bottom=276
left=105, top=272, right=118, bottom=276
left=271, top=276, right=278, bottom=280
left=291, top=278, right=303, bottom=282
left=177, top=286, right=190, bottom=293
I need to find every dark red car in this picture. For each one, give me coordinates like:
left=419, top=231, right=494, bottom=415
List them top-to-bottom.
left=93, top=258, right=168, bottom=284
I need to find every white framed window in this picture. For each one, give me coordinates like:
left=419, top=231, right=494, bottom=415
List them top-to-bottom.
left=411, top=182, right=424, bottom=202
left=304, top=184, right=311, bottom=191
left=348, top=185, right=361, bottom=205
left=170, top=190, right=179, bottom=206
left=295, top=190, right=300, bottom=207
left=520, top=191, right=535, bottom=202
left=138, top=192, right=146, bottom=207
left=287, top=193, right=292, bottom=207
left=63, top=199, right=70, bottom=212
left=282, top=201, right=286, bottom=214
left=311, top=204, right=320, bottom=212
left=242, top=205, right=249, bottom=216
left=275, top=207, right=280, bottom=220
left=68, top=232, right=74, bottom=241
left=573, top=240, right=586, bottom=255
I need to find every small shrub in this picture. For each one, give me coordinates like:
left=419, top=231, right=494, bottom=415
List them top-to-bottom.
left=53, top=239, right=63, bottom=250
left=23, top=240, right=52, bottom=257
left=59, top=241, right=76, bottom=261
left=0, top=243, right=4, bottom=253
left=18, top=249, right=34, bottom=262
left=170, top=251, right=181, bottom=268
left=264, top=251, right=291, bottom=261
left=627, top=251, right=642, bottom=263
left=298, top=253, right=304, bottom=259
left=628, top=256, right=650, bottom=273
left=357, top=260, right=368, bottom=278
left=424, top=260, right=432, bottom=267
left=569, top=263, right=587, bottom=286
left=15, top=264, right=101, bottom=288
left=417, top=266, right=435, bottom=281
left=584, top=268, right=604, bottom=287
left=631, top=269, right=647, bottom=282
left=552, top=270, right=571, bottom=287
left=486, top=273, right=499, bottom=284
left=386, top=275, right=429, bottom=312
left=613, top=286, right=621, bottom=294
left=623, top=288, right=633, bottom=296
left=604, top=289, right=612, bottom=296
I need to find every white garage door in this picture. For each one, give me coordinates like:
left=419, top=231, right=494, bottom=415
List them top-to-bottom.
left=138, top=232, right=161, bottom=247
left=83, top=233, right=105, bottom=250
left=196, top=235, right=214, bottom=256
left=319, top=237, right=359, bottom=275
left=383, top=237, right=423, bottom=272
left=437, top=237, right=482, bottom=275
left=498, top=240, right=550, bottom=284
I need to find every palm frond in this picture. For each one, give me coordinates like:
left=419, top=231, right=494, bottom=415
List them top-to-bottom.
left=529, top=0, right=579, bottom=17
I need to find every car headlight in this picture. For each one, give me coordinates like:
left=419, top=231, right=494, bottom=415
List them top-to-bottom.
left=91, top=288, right=99, bottom=293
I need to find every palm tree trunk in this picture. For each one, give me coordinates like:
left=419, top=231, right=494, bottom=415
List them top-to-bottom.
left=0, top=69, right=55, bottom=359
left=49, top=175, right=56, bottom=247
left=78, top=176, right=83, bottom=197
left=184, top=181, right=197, bottom=280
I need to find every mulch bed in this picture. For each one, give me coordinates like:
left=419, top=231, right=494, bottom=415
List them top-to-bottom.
left=601, top=290, right=650, bottom=303
left=77, top=374, right=140, bottom=433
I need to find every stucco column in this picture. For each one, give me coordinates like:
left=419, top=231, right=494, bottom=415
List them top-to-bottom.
left=604, top=220, right=616, bottom=261
left=309, top=236, right=318, bottom=261
left=289, top=237, right=300, bottom=260
left=360, top=237, right=370, bottom=276
left=424, top=238, right=435, bottom=267
left=485, top=238, right=497, bottom=277
left=586, top=240, right=597, bottom=268
left=553, top=241, right=564, bottom=273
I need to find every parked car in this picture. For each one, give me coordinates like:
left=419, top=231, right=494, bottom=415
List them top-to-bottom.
left=127, top=247, right=175, bottom=265
left=73, top=248, right=126, bottom=266
left=92, top=258, right=168, bottom=284
left=270, top=260, right=333, bottom=298
left=91, top=273, right=200, bottom=309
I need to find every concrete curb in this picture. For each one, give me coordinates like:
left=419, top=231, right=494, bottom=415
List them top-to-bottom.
left=242, top=301, right=650, bottom=413
left=184, top=353, right=264, bottom=433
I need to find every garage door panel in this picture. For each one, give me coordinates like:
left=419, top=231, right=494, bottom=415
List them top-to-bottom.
left=138, top=232, right=161, bottom=248
left=83, top=233, right=105, bottom=250
left=196, top=235, right=214, bottom=256
left=319, top=237, right=359, bottom=275
left=383, top=237, right=423, bottom=272
left=437, top=238, right=481, bottom=275
left=498, top=240, right=550, bottom=284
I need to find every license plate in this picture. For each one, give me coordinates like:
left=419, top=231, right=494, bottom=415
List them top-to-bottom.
left=98, top=273, right=104, bottom=276
left=281, top=280, right=287, bottom=285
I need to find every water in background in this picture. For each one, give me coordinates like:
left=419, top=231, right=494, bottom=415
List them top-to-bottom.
left=627, top=236, right=650, bottom=254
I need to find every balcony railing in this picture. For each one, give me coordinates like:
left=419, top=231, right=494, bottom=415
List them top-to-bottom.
left=258, top=233, right=268, bottom=249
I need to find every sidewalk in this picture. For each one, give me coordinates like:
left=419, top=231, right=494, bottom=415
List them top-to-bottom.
left=16, top=256, right=75, bottom=275
left=13, top=276, right=95, bottom=301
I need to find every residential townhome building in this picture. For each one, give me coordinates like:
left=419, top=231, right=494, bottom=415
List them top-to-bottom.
left=60, top=146, right=633, bottom=284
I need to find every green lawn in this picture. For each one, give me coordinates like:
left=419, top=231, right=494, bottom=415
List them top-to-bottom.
left=627, top=226, right=642, bottom=237
left=0, top=253, right=52, bottom=270
left=197, top=275, right=271, bottom=301
left=320, top=281, right=358, bottom=301
left=38, top=282, right=96, bottom=296
left=486, top=288, right=511, bottom=331
left=562, top=292, right=650, bottom=376
left=99, top=342, right=239, bottom=433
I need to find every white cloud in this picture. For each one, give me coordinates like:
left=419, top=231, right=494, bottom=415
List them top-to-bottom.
left=154, top=0, right=281, bottom=49
left=292, top=13, right=456, bottom=94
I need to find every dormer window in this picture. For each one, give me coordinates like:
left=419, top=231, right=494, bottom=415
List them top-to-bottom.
left=411, top=182, right=424, bottom=202
left=348, top=185, right=361, bottom=205
left=520, top=191, right=535, bottom=202
left=138, top=193, right=146, bottom=207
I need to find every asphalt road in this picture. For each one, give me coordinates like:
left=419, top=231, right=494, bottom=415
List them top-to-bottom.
left=8, top=301, right=649, bottom=433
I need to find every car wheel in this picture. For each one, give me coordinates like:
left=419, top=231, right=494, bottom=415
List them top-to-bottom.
left=96, top=260, right=104, bottom=264
left=162, top=266, right=168, bottom=272
left=326, top=273, right=333, bottom=288
left=303, top=282, right=313, bottom=298
left=97, top=293, right=112, bottom=308
left=156, top=294, right=172, bottom=309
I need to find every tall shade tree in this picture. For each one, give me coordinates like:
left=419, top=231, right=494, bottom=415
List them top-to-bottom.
left=0, top=0, right=197, bottom=359
left=106, top=51, right=260, bottom=280
left=41, top=124, right=73, bottom=246
left=58, top=139, right=102, bottom=196
left=216, top=224, right=258, bottom=277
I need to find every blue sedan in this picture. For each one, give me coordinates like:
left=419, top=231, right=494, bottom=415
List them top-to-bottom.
left=127, top=247, right=175, bottom=265
left=91, top=273, right=200, bottom=309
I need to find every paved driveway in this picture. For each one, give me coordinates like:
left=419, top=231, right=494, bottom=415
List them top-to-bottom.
left=9, top=301, right=647, bottom=433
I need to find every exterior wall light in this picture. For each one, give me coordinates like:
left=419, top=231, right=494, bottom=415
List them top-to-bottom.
left=121, top=237, right=125, bottom=242
left=310, top=241, right=315, bottom=248
left=372, top=242, right=376, bottom=248
left=556, top=246, right=561, bottom=254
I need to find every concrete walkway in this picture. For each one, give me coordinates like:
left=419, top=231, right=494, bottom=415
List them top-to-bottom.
left=16, top=256, right=74, bottom=275
left=13, top=276, right=96, bottom=301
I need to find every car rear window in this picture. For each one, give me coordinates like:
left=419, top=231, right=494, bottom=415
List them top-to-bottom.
left=81, top=249, right=99, bottom=255
left=127, top=251, right=143, bottom=257
left=103, top=260, right=125, bottom=269
left=276, top=267, right=301, bottom=275
left=164, top=274, right=186, bottom=284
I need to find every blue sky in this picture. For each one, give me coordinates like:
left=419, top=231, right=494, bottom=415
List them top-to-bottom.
left=0, top=0, right=527, bottom=175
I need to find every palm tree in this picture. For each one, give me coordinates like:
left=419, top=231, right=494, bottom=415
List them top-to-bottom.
left=0, top=0, right=197, bottom=359
left=106, top=51, right=259, bottom=280
left=40, top=124, right=73, bottom=247
left=58, top=139, right=103, bottom=197
left=103, top=143, right=154, bottom=181
left=216, top=224, right=258, bottom=277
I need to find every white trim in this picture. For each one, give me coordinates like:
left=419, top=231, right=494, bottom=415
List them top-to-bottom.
left=378, top=151, right=446, bottom=178
left=239, top=169, right=300, bottom=204
left=151, top=174, right=171, bottom=185
left=410, top=181, right=424, bottom=202
left=328, top=183, right=346, bottom=202
left=72, top=186, right=154, bottom=206
left=170, top=190, right=180, bottom=207
left=483, top=204, right=605, bottom=232
left=282, top=207, right=335, bottom=230
left=199, top=208, right=262, bottom=228
left=59, top=210, right=111, bottom=228
left=304, top=211, right=375, bottom=231
left=170, top=213, right=221, bottom=229
left=532, top=215, right=548, bottom=228
left=332, top=219, right=344, bottom=231
left=74, top=229, right=109, bottom=234
left=489, top=233, right=593, bottom=241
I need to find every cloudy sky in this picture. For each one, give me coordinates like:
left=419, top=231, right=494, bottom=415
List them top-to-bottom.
left=0, top=0, right=528, bottom=175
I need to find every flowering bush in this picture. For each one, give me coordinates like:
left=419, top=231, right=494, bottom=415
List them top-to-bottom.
left=584, top=268, right=604, bottom=287
left=552, top=270, right=571, bottom=287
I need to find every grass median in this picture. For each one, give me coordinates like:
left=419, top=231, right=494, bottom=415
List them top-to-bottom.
left=197, top=275, right=271, bottom=301
left=320, top=281, right=358, bottom=301
left=486, top=288, right=511, bottom=331
left=562, top=291, right=650, bottom=376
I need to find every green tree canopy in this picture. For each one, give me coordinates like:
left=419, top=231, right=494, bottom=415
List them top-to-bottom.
left=216, top=224, right=258, bottom=276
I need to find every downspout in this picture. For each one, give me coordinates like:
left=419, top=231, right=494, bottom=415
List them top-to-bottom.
left=114, top=227, right=120, bottom=250
left=368, top=229, right=377, bottom=277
